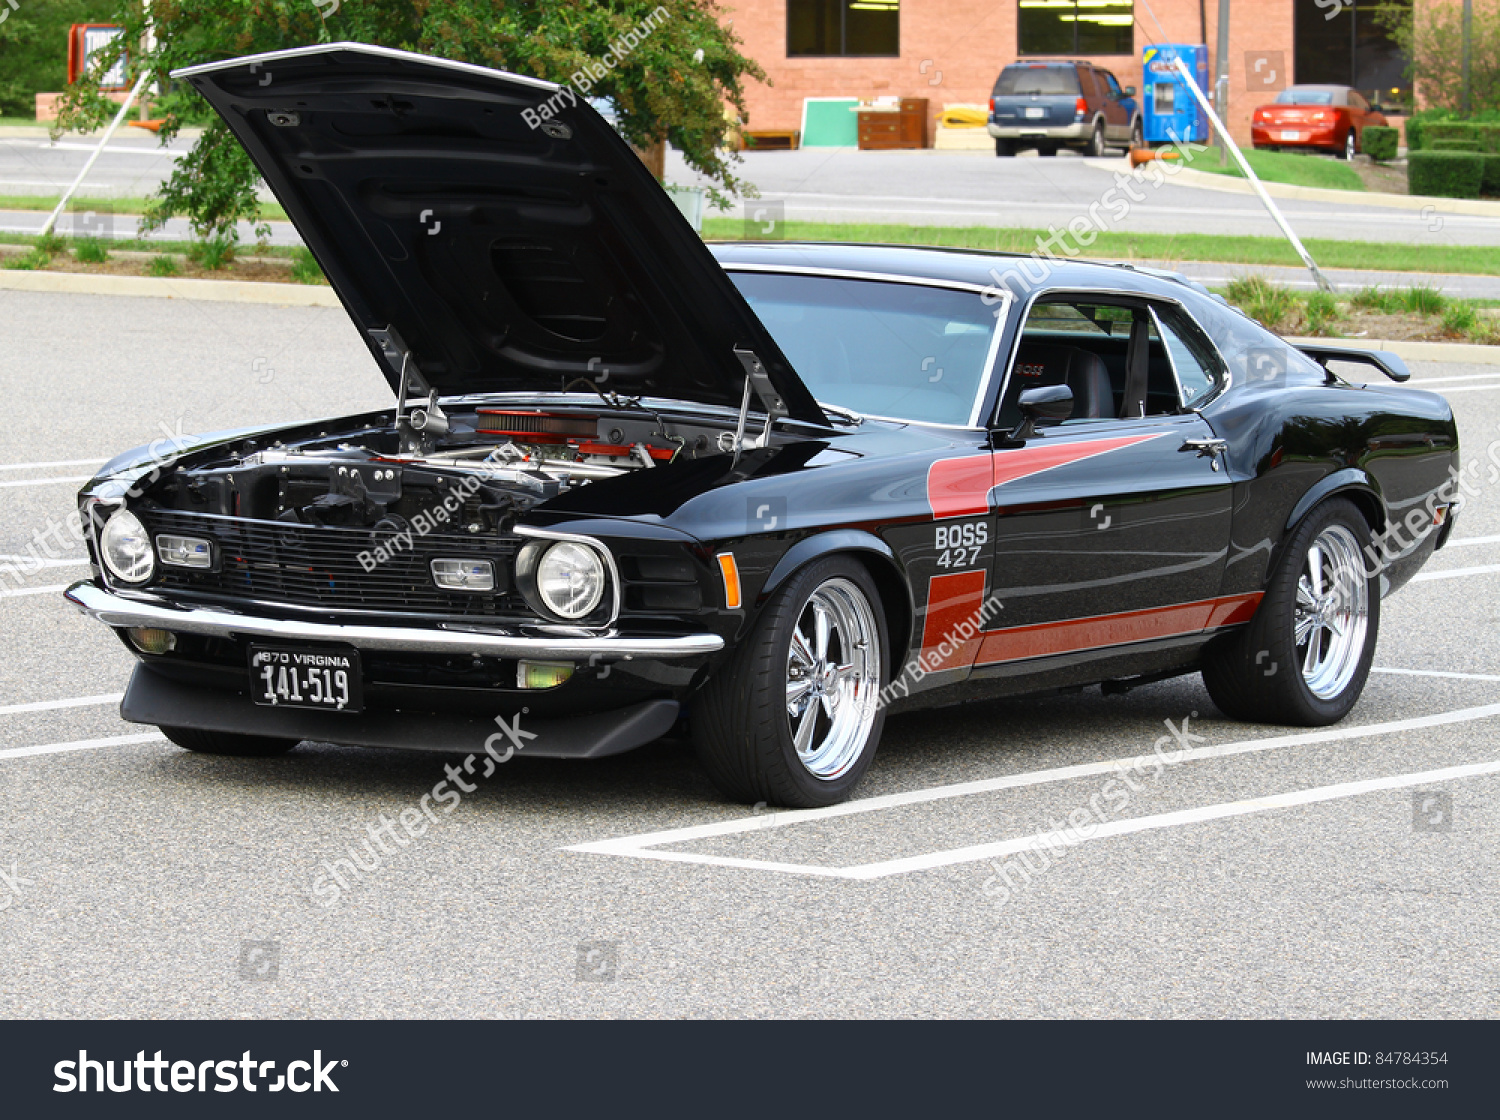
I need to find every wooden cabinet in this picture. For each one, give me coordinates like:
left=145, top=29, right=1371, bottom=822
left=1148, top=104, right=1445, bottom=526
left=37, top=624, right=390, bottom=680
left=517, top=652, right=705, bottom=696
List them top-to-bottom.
left=856, top=98, right=929, bottom=150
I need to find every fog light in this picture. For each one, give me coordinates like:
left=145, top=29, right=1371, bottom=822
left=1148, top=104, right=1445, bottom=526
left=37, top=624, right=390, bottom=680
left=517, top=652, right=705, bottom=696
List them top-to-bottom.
left=157, top=534, right=212, bottom=568
left=431, top=558, right=495, bottom=592
left=128, top=627, right=176, bottom=655
left=517, top=660, right=573, bottom=689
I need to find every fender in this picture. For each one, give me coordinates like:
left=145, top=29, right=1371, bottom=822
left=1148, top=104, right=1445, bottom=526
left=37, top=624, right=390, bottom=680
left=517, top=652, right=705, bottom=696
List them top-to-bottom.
left=1284, top=468, right=1385, bottom=537
left=760, top=530, right=914, bottom=663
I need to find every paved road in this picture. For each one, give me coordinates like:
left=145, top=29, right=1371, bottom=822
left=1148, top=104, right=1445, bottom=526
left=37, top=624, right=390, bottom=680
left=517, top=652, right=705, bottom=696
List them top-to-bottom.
left=0, top=289, right=1497, bottom=1017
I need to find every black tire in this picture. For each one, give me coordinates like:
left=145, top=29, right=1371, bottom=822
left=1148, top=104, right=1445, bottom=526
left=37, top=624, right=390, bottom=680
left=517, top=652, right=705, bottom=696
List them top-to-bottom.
left=1129, top=117, right=1143, bottom=150
left=1086, top=121, right=1106, bottom=157
left=1343, top=129, right=1358, bottom=160
left=995, top=138, right=1015, bottom=157
left=1036, top=142, right=1059, bottom=157
left=1201, top=498, right=1379, bottom=726
left=692, top=556, right=888, bottom=808
left=160, top=725, right=299, bottom=757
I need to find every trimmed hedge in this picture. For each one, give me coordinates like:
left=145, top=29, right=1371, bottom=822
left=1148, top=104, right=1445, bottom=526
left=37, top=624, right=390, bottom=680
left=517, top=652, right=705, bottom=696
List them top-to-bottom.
left=1425, top=121, right=1481, bottom=147
left=1474, top=122, right=1500, bottom=153
left=1362, top=125, right=1398, bottom=161
left=1432, top=138, right=1483, bottom=152
left=1408, top=150, right=1484, bottom=198
left=1485, top=154, right=1500, bottom=195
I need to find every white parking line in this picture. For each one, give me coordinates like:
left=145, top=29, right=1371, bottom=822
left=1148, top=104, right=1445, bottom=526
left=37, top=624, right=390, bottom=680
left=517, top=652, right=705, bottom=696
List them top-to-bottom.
left=1405, top=373, right=1500, bottom=386
left=0, top=458, right=108, bottom=472
left=0, top=475, right=93, bottom=489
left=1443, top=534, right=1500, bottom=549
left=0, top=556, right=89, bottom=569
left=1412, top=563, right=1500, bottom=582
left=0, top=584, right=68, bottom=599
left=1372, top=667, right=1500, bottom=682
left=0, top=693, right=122, bottom=717
left=566, top=700, right=1500, bottom=878
left=0, top=731, right=165, bottom=761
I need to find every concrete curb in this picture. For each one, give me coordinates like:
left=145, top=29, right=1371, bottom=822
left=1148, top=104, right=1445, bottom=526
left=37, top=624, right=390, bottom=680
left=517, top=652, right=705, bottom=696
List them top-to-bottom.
left=1165, top=165, right=1500, bottom=217
left=0, top=269, right=339, bottom=307
left=1287, top=335, right=1500, bottom=366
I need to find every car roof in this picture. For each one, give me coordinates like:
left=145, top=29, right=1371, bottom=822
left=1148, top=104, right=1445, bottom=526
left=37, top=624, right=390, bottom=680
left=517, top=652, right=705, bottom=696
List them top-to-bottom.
left=707, top=241, right=1210, bottom=303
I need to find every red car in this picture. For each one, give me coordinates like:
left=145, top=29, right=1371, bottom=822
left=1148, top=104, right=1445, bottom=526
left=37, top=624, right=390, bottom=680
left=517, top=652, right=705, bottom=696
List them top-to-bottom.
left=1251, top=85, right=1388, bottom=160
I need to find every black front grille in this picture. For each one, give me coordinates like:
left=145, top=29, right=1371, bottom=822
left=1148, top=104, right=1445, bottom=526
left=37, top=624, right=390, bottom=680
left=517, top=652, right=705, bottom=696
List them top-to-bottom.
left=142, top=510, right=522, bottom=617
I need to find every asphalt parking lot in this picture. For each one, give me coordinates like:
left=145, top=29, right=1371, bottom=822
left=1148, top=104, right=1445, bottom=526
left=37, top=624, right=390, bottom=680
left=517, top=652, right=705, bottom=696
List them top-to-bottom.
left=1, top=289, right=1497, bottom=1018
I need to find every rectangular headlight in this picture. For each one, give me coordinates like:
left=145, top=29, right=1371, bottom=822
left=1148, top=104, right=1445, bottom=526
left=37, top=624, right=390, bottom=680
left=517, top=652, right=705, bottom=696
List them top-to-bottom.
left=156, top=534, right=212, bottom=569
left=431, top=558, right=496, bottom=592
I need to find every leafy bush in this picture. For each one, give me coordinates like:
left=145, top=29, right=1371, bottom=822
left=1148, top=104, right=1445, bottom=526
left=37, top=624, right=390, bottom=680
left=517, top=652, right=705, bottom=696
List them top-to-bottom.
left=1404, top=108, right=1460, bottom=151
left=1426, top=121, right=1482, bottom=147
left=1474, top=122, right=1500, bottom=153
left=1362, top=126, right=1399, bottom=162
left=1432, top=138, right=1482, bottom=152
left=1408, top=150, right=1485, bottom=198
left=1483, top=154, right=1500, bottom=195
left=34, top=231, right=67, bottom=257
left=74, top=238, right=109, bottom=264
left=289, top=247, right=325, bottom=285
left=2, top=249, right=49, bottom=270
left=146, top=255, right=180, bottom=277
left=1225, top=275, right=1300, bottom=333
left=1403, top=285, right=1447, bottom=316
left=1351, top=286, right=1402, bottom=314
left=1442, top=303, right=1478, bottom=335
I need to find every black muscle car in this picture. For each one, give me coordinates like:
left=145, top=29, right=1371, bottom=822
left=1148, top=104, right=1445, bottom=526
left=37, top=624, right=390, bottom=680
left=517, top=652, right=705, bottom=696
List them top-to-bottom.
left=66, top=44, right=1460, bottom=807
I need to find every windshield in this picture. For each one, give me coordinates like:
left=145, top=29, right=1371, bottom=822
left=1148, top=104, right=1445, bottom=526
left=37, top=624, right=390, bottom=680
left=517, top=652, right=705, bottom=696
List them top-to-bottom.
left=994, top=65, right=1079, bottom=97
left=1275, top=88, right=1335, bottom=105
left=729, top=272, right=998, bottom=427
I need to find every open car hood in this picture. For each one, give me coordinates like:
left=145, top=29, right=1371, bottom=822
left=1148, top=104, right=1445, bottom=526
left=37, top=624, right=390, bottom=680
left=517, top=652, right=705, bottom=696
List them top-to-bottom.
left=175, top=43, right=825, bottom=425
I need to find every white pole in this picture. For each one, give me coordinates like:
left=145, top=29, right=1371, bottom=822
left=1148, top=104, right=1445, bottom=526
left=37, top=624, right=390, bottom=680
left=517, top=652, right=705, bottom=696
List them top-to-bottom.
left=1171, top=55, right=1334, bottom=293
left=38, top=69, right=151, bottom=240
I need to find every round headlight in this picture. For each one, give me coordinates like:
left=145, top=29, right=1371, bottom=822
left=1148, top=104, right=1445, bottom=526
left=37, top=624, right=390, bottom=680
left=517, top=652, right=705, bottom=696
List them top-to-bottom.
left=100, top=509, right=155, bottom=584
left=536, top=541, right=605, bottom=619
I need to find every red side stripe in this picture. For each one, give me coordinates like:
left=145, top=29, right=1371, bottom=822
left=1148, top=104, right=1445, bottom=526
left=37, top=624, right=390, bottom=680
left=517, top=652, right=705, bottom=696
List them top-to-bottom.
left=926, top=434, right=1164, bottom=520
left=919, top=570, right=988, bottom=672
left=975, top=593, right=1263, bottom=666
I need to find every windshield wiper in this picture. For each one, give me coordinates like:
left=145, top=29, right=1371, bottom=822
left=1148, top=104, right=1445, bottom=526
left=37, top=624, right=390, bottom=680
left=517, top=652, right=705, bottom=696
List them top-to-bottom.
left=815, top=401, right=864, bottom=427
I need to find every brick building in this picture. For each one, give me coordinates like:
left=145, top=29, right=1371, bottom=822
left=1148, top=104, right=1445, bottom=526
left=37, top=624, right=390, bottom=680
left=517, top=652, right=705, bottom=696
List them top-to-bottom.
left=726, top=1, right=1412, bottom=145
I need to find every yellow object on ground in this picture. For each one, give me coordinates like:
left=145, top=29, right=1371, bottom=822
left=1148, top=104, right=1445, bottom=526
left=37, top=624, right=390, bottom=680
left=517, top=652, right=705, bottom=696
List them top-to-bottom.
left=939, top=105, right=988, bottom=129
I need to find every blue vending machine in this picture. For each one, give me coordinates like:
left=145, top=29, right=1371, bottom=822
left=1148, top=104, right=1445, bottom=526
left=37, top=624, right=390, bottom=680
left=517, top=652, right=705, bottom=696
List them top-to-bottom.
left=1141, top=44, right=1209, bottom=145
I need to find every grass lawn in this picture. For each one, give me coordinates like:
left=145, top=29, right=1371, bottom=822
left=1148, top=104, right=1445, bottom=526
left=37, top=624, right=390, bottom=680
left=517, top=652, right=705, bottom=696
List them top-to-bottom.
left=1185, top=145, right=1366, bottom=191
left=0, top=194, right=291, bottom=223
left=700, top=219, right=1497, bottom=276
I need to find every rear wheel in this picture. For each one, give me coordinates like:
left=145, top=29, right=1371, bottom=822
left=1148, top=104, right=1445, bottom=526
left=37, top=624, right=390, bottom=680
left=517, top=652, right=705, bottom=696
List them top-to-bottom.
left=1086, top=121, right=1107, bottom=157
left=1343, top=129, right=1358, bottom=159
left=995, top=138, right=1015, bottom=157
left=1202, top=498, right=1379, bottom=725
left=692, top=557, right=887, bottom=807
left=160, top=726, right=299, bottom=757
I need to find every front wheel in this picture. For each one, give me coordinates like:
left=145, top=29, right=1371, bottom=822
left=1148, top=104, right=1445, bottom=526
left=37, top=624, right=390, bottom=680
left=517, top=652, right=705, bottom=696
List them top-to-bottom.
left=1129, top=118, right=1143, bottom=150
left=1086, top=121, right=1107, bottom=157
left=1202, top=498, right=1379, bottom=725
left=692, top=557, right=888, bottom=807
left=161, top=726, right=299, bottom=757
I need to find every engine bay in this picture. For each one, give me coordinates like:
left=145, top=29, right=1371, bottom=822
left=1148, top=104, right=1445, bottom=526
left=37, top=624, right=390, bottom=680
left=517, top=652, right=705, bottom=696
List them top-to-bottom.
left=140, top=403, right=766, bottom=533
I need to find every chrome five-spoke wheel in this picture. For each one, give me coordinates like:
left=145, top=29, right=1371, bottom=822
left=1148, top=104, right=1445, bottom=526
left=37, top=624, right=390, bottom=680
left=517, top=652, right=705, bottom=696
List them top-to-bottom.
left=1294, top=524, right=1370, bottom=700
left=784, top=577, right=882, bottom=780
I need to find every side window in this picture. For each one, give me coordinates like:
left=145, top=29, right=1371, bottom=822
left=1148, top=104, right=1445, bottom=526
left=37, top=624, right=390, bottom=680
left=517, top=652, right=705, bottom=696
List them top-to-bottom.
left=1104, top=71, right=1124, bottom=99
left=1153, top=305, right=1226, bottom=408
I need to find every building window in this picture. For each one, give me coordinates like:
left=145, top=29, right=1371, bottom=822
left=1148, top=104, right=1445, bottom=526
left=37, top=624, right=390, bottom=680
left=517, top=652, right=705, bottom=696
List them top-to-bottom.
left=788, top=0, right=900, bottom=58
left=1295, top=0, right=1411, bottom=110
left=1018, top=1, right=1134, bottom=56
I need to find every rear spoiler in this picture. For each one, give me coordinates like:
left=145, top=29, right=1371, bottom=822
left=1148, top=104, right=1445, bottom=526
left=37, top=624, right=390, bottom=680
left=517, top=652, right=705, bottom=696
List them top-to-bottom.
left=1294, top=344, right=1411, bottom=383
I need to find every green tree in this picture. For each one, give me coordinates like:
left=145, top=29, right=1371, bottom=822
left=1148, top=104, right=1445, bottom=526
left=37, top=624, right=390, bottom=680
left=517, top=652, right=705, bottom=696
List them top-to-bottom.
left=54, top=0, right=765, bottom=243
left=1376, top=0, right=1500, bottom=113
left=0, top=1, right=113, bottom=118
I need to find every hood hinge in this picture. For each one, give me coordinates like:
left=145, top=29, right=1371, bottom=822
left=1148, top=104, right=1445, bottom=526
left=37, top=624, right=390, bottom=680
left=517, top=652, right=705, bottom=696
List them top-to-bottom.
left=370, top=325, right=450, bottom=455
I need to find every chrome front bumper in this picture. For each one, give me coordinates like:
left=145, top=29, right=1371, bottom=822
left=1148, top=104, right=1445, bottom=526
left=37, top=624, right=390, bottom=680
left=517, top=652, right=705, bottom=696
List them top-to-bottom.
left=65, top=581, right=725, bottom=660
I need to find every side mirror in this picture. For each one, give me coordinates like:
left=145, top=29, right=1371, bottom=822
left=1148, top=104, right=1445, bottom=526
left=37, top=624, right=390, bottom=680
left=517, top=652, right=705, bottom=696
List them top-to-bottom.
left=1122, top=85, right=1136, bottom=98
left=1012, top=384, right=1073, bottom=439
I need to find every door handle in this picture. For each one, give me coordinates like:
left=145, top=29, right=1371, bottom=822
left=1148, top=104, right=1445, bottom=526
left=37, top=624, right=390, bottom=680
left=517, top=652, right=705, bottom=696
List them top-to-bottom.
left=1181, top=437, right=1228, bottom=469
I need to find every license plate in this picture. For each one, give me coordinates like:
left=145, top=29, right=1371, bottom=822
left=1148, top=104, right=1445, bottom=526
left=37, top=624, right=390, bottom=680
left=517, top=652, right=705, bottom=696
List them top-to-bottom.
left=1025, top=107, right=1046, bottom=119
left=1280, top=130, right=1302, bottom=141
left=249, top=646, right=362, bottom=712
